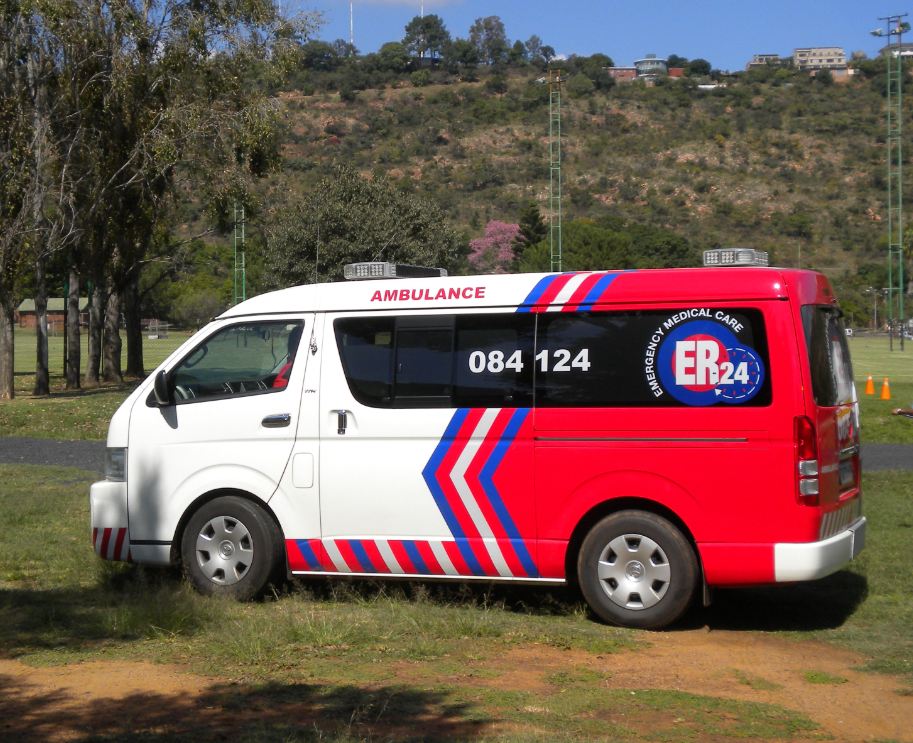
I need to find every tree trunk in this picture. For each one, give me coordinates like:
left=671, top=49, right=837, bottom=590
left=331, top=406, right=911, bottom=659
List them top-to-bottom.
left=33, top=255, right=49, bottom=395
left=65, top=267, right=80, bottom=389
left=124, top=271, right=144, bottom=377
left=85, top=281, right=103, bottom=386
left=103, top=283, right=123, bottom=382
left=0, top=296, right=14, bottom=400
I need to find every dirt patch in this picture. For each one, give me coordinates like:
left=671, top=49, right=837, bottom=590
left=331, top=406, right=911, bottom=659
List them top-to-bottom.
left=1, top=630, right=910, bottom=741
left=477, top=630, right=913, bottom=742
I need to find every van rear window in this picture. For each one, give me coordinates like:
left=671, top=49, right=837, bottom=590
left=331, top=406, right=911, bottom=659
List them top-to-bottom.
left=801, top=305, right=855, bottom=406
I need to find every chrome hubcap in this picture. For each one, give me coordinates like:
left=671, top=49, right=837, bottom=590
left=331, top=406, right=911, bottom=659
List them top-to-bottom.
left=195, top=516, right=253, bottom=586
left=596, top=533, right=671, bottom=610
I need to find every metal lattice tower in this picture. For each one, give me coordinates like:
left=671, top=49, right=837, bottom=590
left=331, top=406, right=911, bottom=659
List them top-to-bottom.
left=876, top=14, right=909, bottom=350
left=548, top=68, right=564, bottom=273
left=233, top=202, right=246, bottom=306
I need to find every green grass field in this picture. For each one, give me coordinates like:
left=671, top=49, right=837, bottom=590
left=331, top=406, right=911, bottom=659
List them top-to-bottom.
left=4, top=326, right=913, bottom=442
left=4, top=463, right=909, bottom=739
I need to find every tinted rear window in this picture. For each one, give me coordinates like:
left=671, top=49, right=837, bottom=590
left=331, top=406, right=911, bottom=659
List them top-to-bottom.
left=801, top=305, right=855, bottom=406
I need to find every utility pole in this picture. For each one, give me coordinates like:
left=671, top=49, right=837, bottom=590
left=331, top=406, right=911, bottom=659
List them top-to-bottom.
left=873, top=14, right=909, bottom=350
left=548, top=67, right=564, bottom=273
left=233, top=202, right=246, bottom=306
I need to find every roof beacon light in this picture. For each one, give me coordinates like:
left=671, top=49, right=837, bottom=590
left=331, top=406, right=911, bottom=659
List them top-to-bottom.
left=703, top=248, right=769, bottom=267
left=343, top=262, right=449, bottom=280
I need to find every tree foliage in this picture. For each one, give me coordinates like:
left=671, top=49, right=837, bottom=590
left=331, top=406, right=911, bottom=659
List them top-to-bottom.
left=403, top=14, right=450, bottom=61
left=468, top=16, right=509, bottom=66
left=264, top=165, right=465, bottom=287
left=468, top=220, right=519, bottom=274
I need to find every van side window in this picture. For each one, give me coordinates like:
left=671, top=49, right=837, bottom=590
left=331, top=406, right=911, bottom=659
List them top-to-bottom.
left=536, top=309, right=771, bottom=407
left=334, top=314, right=534, bottom=408
left=170, top=321, right=304, bottom=403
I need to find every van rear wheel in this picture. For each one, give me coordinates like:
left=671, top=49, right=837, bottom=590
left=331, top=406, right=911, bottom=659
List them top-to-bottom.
left=181, top=496, right=282, bottom=600
left=577, top=510, right=698, bottom=629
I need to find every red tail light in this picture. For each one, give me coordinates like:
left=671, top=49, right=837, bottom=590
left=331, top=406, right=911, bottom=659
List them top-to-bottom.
left=795, top=415, right=819, bottom=505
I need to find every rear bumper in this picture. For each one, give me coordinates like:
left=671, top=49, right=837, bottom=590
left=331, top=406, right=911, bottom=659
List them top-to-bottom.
left=89, top=480, right=130, bottom=562
left=774, top=517, right=866, bottom=582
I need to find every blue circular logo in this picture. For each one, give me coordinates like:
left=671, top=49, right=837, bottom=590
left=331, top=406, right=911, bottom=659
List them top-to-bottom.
left=656, top=320, right=765, bottom=406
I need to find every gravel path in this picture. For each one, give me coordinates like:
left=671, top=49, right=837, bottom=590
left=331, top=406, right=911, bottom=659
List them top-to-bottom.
left=0, top=437, right=910, bottom=474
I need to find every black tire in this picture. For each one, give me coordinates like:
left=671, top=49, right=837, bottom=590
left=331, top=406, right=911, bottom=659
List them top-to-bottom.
left=181, top=496, right=283, bottom=600
left=577, top=510, right=698, bottom=630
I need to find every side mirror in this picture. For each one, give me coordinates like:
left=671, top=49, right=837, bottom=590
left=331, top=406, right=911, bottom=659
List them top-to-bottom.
left=153, top=369, right=173, bottom=406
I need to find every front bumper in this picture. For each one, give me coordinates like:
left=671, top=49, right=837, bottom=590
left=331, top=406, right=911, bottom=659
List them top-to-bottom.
left=90, top=480, right=130, bottom=562
left=774, top=516, right=866, bottom=582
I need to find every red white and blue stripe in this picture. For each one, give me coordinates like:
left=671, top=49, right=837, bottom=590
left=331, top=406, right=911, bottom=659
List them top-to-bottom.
left=518, top=271, right=623, bottom=313
left=287, top=407, right=537, bottom=579
left=421, top=407, right=538, bottom=578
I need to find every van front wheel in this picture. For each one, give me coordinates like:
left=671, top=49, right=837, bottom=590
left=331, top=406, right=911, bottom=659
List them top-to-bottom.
left=181, top=496, right=282, bottom=600
left=577, top=510, right=698, bottom=629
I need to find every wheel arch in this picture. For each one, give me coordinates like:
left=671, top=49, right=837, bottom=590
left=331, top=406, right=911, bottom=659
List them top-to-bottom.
left=169, top=488, right=286, bottom=565
left=564, top=497, right=702, bottom=590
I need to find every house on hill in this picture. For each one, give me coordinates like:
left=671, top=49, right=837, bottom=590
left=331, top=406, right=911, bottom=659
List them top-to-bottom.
left=16, top=298, right=89, bottom=330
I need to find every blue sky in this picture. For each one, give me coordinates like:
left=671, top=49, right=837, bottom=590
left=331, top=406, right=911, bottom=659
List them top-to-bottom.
left=292, top=0, right=901, bottom=71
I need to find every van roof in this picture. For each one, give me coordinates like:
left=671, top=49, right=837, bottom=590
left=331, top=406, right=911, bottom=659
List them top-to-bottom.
left=220, top=267, right=832, bottom=318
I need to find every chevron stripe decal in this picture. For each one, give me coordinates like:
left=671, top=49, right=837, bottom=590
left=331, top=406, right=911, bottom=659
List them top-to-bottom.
left=517, top=271, right=623, bottom=312
left=422, top=407, right=538, bottom=578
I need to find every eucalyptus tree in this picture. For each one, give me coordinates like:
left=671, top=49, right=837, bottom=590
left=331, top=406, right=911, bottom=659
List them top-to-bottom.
left=44, top=0, right=318, bottom=385
left=0, top=2, right=38, bottom=398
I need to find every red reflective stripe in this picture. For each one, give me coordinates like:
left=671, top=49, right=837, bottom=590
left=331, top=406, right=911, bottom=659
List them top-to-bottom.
left=562, top=272, right=604, bottom=310
left=531, top=273, right=579, bottom=313
left=99, top=528, right=112, bottom=559
left=113, top=528, right=127, bottom=561
left=286, top=539, right=307, bottom=571
left=311, top=539, right=334, bottom=571
left=335, top=540, right=358, bottom=571
left=362, top=540, right=389, bottom=573
left=388, top=540, right=415, bottom=573
left=415, top=541, right=444, bottom=575
left=443, top=541, right=471, bottom=575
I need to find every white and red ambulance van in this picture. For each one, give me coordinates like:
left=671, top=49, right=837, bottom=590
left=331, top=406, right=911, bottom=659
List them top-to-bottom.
left=90, top=260, right=865, bottom=628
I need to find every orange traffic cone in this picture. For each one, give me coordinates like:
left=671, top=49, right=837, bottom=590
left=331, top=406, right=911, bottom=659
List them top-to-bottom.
left=865, top=375, right=875, bottom=395
left=881, top=377, right=891, bottom=401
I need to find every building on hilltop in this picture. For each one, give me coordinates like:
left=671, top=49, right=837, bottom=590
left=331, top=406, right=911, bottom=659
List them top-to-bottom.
left=792, top=47, right=847, bottom=70
left=634, top=53, right=668, bottom=77
left=746, top=53, right=783, bottom=70
left=607, top=54, right=676, bottom=84
left=607, top=66, right=637, bottom=82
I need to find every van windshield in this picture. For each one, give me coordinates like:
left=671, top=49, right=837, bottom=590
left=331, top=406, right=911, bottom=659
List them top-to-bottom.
left=801, top=305, right=855, bottom=406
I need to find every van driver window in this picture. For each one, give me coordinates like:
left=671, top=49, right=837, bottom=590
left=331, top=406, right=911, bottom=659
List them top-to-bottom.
left=170, top=321, right=304, bottom=403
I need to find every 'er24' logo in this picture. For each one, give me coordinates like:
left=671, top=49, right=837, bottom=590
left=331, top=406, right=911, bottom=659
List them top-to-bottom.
left=657, top=320, right=765, bottom=406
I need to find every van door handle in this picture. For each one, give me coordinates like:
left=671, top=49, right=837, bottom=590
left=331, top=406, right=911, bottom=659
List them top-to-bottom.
left=333, top=409, right=348, bottom=435
left=262, top=413, right=291, bottom=428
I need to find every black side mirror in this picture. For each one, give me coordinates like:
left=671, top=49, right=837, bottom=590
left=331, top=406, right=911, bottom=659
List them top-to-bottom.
left=153, top=369, right=173, bottom=406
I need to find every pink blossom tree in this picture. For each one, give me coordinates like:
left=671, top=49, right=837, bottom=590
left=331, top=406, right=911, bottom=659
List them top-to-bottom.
left=468, top=220, right=520, bottom=274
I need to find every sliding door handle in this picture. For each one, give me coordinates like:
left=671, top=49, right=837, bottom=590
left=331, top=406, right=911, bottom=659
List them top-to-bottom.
left=262, top=413, right=291, bottom=428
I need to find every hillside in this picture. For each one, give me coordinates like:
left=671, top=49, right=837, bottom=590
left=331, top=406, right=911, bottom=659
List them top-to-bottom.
left=246, top=66, right=892, bottom=317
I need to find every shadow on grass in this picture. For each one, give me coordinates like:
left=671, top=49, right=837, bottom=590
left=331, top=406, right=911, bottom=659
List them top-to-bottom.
left=14, top=381, right=141, bottom=400
left=0, top=565, right=869, bottom=663
left=0, top=567, right=199, bottom=658
left=692, top=570, right=868, bottom=632
left=0, top=674, right=487, bottom=741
